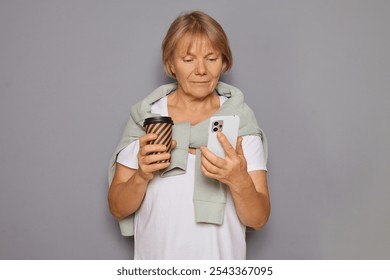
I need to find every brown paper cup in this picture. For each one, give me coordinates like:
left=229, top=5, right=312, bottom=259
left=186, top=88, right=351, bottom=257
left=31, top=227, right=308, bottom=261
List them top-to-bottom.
left=143, top=116, right=174, bottom=163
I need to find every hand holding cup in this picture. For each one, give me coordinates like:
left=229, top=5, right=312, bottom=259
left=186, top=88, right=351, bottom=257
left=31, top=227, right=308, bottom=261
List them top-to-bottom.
left=137, top=117, right=175, bottom=181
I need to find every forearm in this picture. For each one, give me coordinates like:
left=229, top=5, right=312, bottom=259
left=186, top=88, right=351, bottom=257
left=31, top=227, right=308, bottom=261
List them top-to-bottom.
left=108, top=170, right=149, bottom=220
left=228, top=173, right=270, bottom=230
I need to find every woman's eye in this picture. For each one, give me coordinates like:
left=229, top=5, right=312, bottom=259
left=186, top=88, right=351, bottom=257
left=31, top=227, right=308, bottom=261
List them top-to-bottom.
left=208, top=57, right=217, bottom=62
left=183, top=58, right=193, bottom=62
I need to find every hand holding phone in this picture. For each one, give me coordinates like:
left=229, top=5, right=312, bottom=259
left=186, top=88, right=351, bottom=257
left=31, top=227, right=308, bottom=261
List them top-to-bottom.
left=207, top=115, right=240, bottom=158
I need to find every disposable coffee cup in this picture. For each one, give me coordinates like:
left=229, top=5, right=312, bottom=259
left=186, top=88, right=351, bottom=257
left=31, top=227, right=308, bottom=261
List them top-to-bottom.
left=143, top=116, right=174, bottom=163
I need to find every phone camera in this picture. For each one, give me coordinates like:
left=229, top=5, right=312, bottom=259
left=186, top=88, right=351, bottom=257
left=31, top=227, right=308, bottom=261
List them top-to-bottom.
left=213, top=121, right=219, bottom=126
left=213, top=127, right=219, bottom=132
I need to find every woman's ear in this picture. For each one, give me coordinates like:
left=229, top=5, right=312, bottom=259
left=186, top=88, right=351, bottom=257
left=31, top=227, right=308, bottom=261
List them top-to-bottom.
left=221, top=60, right=227, bottom=73
left=170, top=64, right=175, bottom=75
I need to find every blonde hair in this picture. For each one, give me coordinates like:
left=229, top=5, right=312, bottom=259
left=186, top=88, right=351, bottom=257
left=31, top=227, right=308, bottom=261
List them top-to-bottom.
left=162, top=11, right=233, bottom=78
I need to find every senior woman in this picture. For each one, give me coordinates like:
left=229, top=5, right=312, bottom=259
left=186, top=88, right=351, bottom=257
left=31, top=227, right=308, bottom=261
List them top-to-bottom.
left=108, top=11, right=270, bottom=260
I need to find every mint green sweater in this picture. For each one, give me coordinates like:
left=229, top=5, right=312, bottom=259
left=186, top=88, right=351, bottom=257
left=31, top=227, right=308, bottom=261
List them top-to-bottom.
left=108, top=82, right=267, bottom=236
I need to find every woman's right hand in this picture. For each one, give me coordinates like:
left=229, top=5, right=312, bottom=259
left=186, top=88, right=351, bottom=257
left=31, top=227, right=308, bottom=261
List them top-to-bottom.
left=137, top=133, right=176, bottom=181
left=109, top=134, right=175, bottom=219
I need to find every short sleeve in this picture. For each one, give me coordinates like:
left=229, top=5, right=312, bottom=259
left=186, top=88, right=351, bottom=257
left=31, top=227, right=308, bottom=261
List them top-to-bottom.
left=242, top=135, right=267, bottom=172
left=116, top=140, right=140, bottom=169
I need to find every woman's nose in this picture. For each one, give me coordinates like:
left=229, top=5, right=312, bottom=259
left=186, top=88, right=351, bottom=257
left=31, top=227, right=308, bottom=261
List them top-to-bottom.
left=195, top=60, right=206, bottom=75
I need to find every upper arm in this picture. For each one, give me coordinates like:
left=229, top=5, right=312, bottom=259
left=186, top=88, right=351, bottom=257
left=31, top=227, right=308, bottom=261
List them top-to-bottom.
left=242, top=135, right=269, bottom=196
left=242, top=135, right=267, bottom=172
left=111, top=140, right=140, bottom=188
left=110, top=163, right=137, bottom=189
left=249, top=170, right=269, bottom=197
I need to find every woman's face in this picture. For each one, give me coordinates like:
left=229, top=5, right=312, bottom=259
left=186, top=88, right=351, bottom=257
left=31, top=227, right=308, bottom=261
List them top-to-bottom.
left=170, top=35, right=223, bottom=99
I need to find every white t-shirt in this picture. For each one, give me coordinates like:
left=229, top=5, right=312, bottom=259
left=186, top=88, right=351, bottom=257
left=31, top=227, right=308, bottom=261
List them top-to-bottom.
left=117, top=96, right=267, bottom=259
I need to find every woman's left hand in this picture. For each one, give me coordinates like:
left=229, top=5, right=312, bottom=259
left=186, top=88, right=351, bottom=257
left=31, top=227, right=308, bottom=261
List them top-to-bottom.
left=200, top=132, right=250, bottom=188
left=201, top=132, right=270, bottom=229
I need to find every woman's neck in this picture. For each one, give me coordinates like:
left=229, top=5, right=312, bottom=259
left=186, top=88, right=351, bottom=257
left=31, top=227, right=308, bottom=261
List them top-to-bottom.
left=167, top=89, right=220, bottom=125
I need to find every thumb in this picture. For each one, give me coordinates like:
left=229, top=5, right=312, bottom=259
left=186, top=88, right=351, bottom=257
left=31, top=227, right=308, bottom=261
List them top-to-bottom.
left=236, top=136, right=244, bottom=156
left=170, top=140, right=177, bottom=151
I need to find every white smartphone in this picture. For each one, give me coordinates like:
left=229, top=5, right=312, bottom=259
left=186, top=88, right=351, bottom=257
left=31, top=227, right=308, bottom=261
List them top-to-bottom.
left=207, top=115, right=240, bottom=158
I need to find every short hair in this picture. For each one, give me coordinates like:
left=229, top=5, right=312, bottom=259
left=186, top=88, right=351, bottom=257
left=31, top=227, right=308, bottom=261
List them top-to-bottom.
left=162, top=11, right=233, bottom=78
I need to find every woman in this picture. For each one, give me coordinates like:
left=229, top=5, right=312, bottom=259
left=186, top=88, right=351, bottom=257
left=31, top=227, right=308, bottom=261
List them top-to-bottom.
left=108, top=11, right=270, bottom=259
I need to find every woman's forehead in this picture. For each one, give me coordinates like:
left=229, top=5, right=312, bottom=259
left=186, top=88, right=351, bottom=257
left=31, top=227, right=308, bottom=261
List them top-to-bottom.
left=175, top=33, right=218, bottom=55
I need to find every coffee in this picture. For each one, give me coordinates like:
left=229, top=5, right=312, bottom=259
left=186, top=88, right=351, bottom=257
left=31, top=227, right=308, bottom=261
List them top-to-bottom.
left=143, top=116, right=174, bottom=163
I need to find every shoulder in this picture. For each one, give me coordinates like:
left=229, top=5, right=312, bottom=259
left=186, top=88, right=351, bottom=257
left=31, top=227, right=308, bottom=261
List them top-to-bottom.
left=216, top=82, right=244, bottom=97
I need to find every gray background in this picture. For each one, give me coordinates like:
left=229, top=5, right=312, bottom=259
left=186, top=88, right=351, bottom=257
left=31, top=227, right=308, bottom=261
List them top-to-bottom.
left=1, top=0, right=389, bottom=259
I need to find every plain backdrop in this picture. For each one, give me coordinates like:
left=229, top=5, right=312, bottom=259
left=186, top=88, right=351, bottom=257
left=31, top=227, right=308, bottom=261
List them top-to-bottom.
left=1, top=0, right=389, bottom=259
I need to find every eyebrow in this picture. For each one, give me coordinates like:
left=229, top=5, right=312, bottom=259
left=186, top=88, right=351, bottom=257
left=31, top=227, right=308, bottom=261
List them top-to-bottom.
left=184, top=51, right=219, bottom=57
